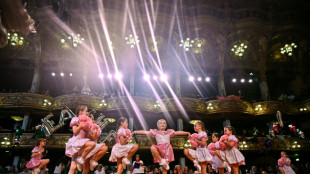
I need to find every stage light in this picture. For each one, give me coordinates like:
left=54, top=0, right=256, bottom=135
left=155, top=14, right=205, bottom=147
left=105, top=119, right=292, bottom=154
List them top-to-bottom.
left=51, top=72, right=55, bottom=76
left=115, top=72, right=122, bottom=80
left=60, top=73, right=64, bottom=77
left=69, top=73, right=73, bottom=77
left=99, top=74, right=104, bottom=79
left=107, top=74, right=112, bottom=79
left=144, top=74, right=150, bottom=81
left=160, top=74, right=167, bottom=81
left=153, top=75, right=158, bottom=80
left=189, top=76, right=194, bottom=82
left=197, top=77, right=202, bottom=81
left=205, top=77, right=210, bottom=82
left=232, top=78, right=237, bottom=83
left=241, top=79, right=245, bottom=83
left=249, top=79, right=253, bottom=83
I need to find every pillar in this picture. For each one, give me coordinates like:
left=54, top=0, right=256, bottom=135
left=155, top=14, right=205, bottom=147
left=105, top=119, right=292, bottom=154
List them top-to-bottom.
left=30, top=34, right=41, bottom=93
left=217, top=34, right=227, bottom=97
left=258, top=36, right=271, bottom=101
left=130, top=68, right=135, bottom=96
left=175, top=68, right=181, bottom=97
left=22, top=113, right=29, bottom=131
left=129, top=117, right=134, bottom=131
left=177, top=118, right=183, bottom=131
left=13, top=156, right=19, bottom=169
left=179, top=157, right=185, bottom=171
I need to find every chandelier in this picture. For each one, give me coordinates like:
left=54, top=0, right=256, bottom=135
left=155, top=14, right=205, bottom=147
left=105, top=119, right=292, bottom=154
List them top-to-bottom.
left=7, top=32, right=24, bottom=46
left=61, top=33, right=84, bottom=47
left=125, top=34, right=140, bottom=48
left=179, top=38, right=194, bottom=51
left=231, top=42, right=247, bottom=57
left=280, top=43, right=297, bottom=56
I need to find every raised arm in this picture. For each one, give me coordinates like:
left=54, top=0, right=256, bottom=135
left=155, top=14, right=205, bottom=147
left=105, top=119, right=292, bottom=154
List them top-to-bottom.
left=134, top=130, right=151, bottom=135
left=174, top=131, right=190, bottom=136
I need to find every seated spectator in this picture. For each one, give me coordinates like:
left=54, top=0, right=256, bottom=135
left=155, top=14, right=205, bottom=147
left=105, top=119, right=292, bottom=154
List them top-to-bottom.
left=95, top=164, right=105, bottom=174
left=20, top=167, right=31, bottom=174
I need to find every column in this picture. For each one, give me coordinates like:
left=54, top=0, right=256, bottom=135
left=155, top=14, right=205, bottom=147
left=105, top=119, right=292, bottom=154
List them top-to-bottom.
left=30, top=34, right=42, bottom=93
left=217, top=34, right=227, bottom=97
left=258, top=36, right=270, bottom=101
left=130, top=67, right=135, bottom=96
left=175, top=67, right=181, bottom=97
left=22, top=113, right=29, bottom=131
left=129, top=117, right=134, bottom=131
left=177, top=118, right=183, bottom=131
left=223, top=119, right=231, bottom=128
left=13, top=156, right=19, bottom=169
left=179, top=157, right=185, bottom=171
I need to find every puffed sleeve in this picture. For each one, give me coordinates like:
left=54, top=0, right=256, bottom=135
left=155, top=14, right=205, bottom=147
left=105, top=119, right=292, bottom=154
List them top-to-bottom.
left=69, top=117, right=79, bottom=127
left=117, top=128, right=127, bottom=137
left=150, top=129, right=158, bottom=137
left=166, top=129, right=175, bottom=137
left=198, top=131, right=208, bottom=140
left=228, top=135, right=238, bottom=143
left=31, top=146, right=41, bottom=153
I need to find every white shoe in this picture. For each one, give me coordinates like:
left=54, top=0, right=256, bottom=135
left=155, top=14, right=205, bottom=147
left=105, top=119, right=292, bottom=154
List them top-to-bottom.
left=76, top=157, right=85, bottom=171
left=122, top=158, right=130, bottom=169
left=90, top=159, right=98, bottom=171
left=159, top=159, right=170, bottom=170
left=194, top=160, right=201, bottom=173
left=224, top=161, right=231, bottom=173
left=33, top=168, right=40, bottom=174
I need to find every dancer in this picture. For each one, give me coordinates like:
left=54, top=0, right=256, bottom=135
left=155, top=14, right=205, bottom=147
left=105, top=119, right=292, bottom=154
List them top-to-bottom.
left=65, top=105, right=96, bottom=173
left=83, top=116, right=109, bottom=173
left=109, top=117, right=139, bottom=174
left=135, top=119, right=190, bottom=174
left=184, top=121, right=212, bottom=174
left=221, top=126, right=245, bottom=174
left=207, top=133, right=230, bottom=174
left=26, top=138, right=49, bottom=174
left=278, top=151, right=296, bottom=174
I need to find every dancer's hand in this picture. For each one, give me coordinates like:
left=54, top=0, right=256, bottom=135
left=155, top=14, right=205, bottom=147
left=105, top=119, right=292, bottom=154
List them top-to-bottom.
left=187, top=133, right=191, bottom=140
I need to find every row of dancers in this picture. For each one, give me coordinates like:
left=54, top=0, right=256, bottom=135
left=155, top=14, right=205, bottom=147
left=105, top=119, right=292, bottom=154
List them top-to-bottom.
left=26, top=105, right=247, bottom=174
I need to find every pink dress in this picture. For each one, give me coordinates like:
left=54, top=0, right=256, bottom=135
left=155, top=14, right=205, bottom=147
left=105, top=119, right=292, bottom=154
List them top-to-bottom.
left=65, top=117, right=90, bottom=158
left=85, top=123, right=105, bottom=159
left=109, top=128, right=134, bottom=162
left=150, top=129, right=175, bottom=163
left=188, top=131, right=213, bottom=162
left=224, top=135, right=245, bottom=166
left=209, top=142, right=226, bottom=172
left=26, top=146, right=43, bottom=169
left=279, top=158, right=295, bottom=174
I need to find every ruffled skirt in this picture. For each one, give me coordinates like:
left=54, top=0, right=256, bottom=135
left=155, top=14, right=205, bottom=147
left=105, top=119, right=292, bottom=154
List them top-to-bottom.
left=65, top=136, right=90, bottom=158
left=86, top=143, right=106, bottom=159
left=109, top=143, right=135, bottom=162
left=152, top=143, right=174, bottom=163
left=189, top=147, right=213, bottom=162
left=224, top=148, right=245, bottom=166
left=212, top=151, right=226, bottom=171
left=26, top=157, right=41, bottom=169
left=282, top=165, right=296, bottom=174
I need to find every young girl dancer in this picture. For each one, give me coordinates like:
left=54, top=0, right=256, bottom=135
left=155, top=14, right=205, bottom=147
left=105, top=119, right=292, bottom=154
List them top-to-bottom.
left=65, top=105, right=96, bottom=173
left=83, top=116, right=109, bottom=173
left=109, top=117, right=139, bottom=174
left=135, top=119, right=190, bottom=174
left=184, top=121, right=212, bottom=174
left=221, top=126, right=245, bottom=174
left=208, top=133, right=230, bottom=174
left=26, top=138, right=49, bottom=174
left=278, top=151, right=296, bottom=174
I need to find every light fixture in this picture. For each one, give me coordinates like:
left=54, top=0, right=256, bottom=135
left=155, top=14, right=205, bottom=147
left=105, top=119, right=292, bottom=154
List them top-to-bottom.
left=7, top=32, right=24, bottom=46
left=61, top=33, right=84, bottom=48
left=125, top=34, right=140, bottom=48
left=179, top=38, right=194, bottom=51
left=231, top=42, right=247, bottom=57
left=280, top=43, right=297, bottom=56
left=51, top=72, right=56, bottom=76
left=115, top=72, right=123, bottom=80
left=60, top=73, right=64, bottom=77
left=69, top=73, right=73, bottom=77
left=99, top=74, right=104, bottom=79
left=107, top=74, right=112, bottom=79
left=144, top=74, right=150, bottom=81
left=160, top=74, right=167, bottom=81
left=153, top=75, right=158, bottom=80
left=189, top=76, right=194, bottom=82
left=197, top=77, right=202, bottom=81
left=205, top=77, right=210, bottom=82
left=232, top=78, right=237, bottom=83
left=241, top=79, right=245, bottom=83
left=249, top=79, right=253, bottom=83
left=43, top=99, right=52, bottom=106
left=99, top=100, right=107, bottom=107
left=154, top=101, right=160, bottom=109
left=207, top=103, right=214, bottom=110
left=255, top=104, right=263, bottom=111
left=300, top=107, right=307, bottom=112
left=11, top=116, right=24, bottom=121
left=104, top=118, right=116, bottom=123
left=189, top=120, right=201, bottom=124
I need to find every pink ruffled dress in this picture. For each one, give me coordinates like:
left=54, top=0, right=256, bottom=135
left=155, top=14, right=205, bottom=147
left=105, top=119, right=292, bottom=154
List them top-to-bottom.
left=65, top=116, right=91, bottom=158
left=86, top=123, right=105, bottom=159
left=109, top=128, right=134, bottom=162
left=150, top=129, right=175, bottom=163
left=188, top=131, right=213, bottom=162
left=224, top=135, right=245, bottom=166
left=208, top=142, right=226, bottom=172
left=26, top=146, right=43, bottom=169
left=279, top=158, right=296, bottom=174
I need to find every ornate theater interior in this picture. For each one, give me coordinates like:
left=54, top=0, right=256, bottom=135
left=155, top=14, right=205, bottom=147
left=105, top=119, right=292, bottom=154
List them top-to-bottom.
left=0, top=0, right=310, bottom=173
